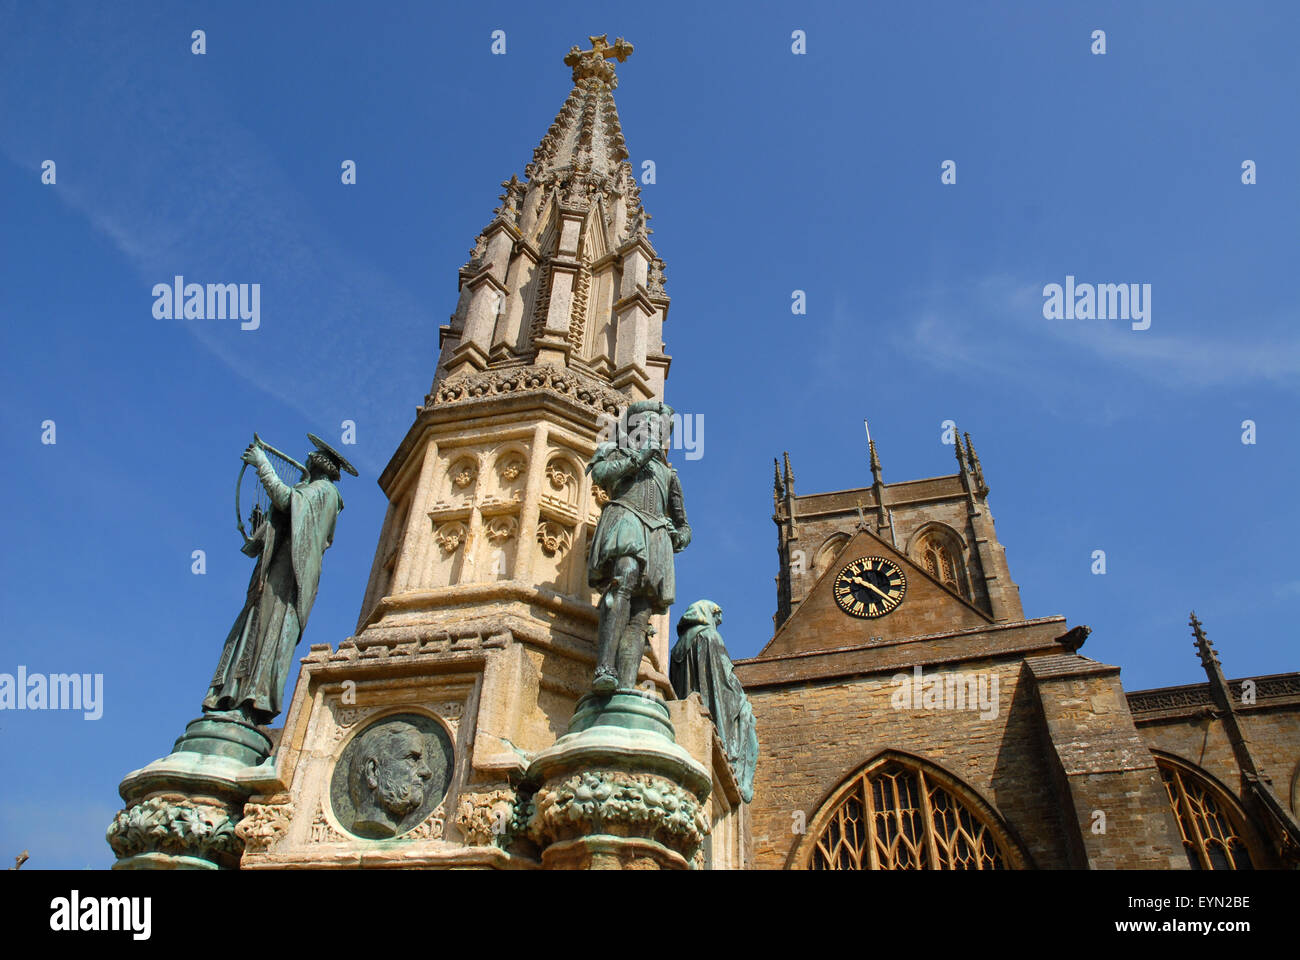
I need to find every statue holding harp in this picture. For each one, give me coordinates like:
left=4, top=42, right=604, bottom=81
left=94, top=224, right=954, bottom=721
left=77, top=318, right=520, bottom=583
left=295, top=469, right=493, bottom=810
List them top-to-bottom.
left=202, top=432, right=357, bottom=726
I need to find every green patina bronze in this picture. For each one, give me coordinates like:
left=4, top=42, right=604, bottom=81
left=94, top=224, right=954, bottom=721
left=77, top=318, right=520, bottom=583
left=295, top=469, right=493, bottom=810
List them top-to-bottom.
left=585, top=400, right=691, bottom=694
left=202, top=433, right=357, bottom=727
left=671, top=600, right=759, bottom=803
left=329, top=713, right=454, bottom=839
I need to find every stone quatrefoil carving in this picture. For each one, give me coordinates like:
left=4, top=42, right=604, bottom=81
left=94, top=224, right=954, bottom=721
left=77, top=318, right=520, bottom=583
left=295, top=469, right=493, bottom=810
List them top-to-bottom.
left=546, top=462, right=575, bottom=490
left=450, top=464, right=477, bottom=490
left=485, top=516, right=518, bottom=545
left=436, top=521, right=468, bottom=554
left=536, top=521, right=573, bottom=556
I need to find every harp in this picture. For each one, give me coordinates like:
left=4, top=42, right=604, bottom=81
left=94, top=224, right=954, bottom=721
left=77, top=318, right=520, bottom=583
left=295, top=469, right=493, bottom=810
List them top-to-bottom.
left=237, top=433, right=307, bottom=546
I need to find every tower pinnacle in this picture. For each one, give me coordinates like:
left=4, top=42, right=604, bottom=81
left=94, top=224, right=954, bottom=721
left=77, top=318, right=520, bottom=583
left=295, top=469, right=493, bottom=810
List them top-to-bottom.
left=865, top=418, right=883, bottom=486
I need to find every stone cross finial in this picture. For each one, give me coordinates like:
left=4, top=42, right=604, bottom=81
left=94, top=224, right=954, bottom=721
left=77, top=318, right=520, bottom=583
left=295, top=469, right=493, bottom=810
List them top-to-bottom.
left=564, top=35, right=634, bottom=86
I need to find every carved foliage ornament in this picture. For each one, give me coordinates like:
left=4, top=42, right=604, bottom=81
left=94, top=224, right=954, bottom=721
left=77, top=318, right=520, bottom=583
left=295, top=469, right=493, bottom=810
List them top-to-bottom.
left=429, top=365, right=626, bottom=416
left=546, top=462, right=575, bottom=490
left=450, top=463, right=477, bottom=490
left=485, top=516, right=518, bottom=545
left=436, top=521, right=468, bottom=554
left=536, top=521, right=573, bottom=556
left=332, top=704, right=373, bottom=742
left=527, top=769, right=708, bottom=853
left=456, top=789, right=519, bottom=847
left=107, top=797, right=241, bottom=861
left=236, top=801, right=295, bottom=853
left=407, top=803, right=447, bottom=841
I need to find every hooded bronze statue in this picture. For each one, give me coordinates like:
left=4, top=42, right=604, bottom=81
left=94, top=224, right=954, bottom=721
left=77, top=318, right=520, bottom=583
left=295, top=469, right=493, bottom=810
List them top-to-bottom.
left=671, top=600, right=758, bottom=803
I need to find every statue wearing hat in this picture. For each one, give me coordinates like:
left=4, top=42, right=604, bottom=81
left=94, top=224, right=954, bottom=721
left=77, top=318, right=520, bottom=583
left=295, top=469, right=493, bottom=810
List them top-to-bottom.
left=585, top=400, right=692, bottom=694
left=202, top=433, right=357, bottom=726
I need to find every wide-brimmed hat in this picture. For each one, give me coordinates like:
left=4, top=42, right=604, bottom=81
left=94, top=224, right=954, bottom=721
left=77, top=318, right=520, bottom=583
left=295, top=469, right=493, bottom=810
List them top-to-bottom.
left=307, top=433, right=359, bottom=476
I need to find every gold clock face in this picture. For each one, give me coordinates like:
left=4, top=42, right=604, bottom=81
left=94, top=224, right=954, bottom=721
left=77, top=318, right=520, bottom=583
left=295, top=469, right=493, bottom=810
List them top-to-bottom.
left=833, top=556, right=907, bottom=619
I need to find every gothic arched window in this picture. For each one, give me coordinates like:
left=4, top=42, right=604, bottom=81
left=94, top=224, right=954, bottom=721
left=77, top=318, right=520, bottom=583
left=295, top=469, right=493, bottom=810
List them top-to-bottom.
left=912, top=528, right=970, bottom=599
left=813, top=534, right=850, bottom=581
left=806, top=755, right=1022, bottom=870
left=1157, top=757, right=1259, bottom=870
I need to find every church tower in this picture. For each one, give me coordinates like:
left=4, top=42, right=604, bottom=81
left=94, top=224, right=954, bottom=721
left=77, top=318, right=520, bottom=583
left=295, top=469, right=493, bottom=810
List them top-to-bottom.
left=771, top=428, right=1023, bottom=634
left=738, top=430, right=1189, bottom=870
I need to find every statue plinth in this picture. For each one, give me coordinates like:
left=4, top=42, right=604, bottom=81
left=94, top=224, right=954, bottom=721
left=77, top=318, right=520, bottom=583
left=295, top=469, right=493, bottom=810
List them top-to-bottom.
left=522, top=690, right=711, bottom=870
left=170, top=712, right=274, bottom=766
left=107, top=714, right=276, bottom=870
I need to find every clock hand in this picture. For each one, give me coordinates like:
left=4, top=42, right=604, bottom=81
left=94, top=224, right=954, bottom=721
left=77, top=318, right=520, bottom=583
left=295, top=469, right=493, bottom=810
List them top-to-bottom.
left=850, top=575, right=892, bottom=601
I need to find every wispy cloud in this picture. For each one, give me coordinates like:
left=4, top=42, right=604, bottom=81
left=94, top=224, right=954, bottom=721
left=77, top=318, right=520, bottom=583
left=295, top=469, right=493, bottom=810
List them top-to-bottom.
left=0, top=9, right=430, bottom=474
left=893, top=273, right=1300, bottom=395
left=1273, top=580, right=1300, bottom=600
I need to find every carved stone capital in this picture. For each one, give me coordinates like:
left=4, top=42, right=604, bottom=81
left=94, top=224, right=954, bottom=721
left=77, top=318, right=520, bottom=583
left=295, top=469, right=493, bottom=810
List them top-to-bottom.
left=526, top=769, right=708, bottom=854
left=455, top=788, right=519, bottom=847
left=107, top=795, right=243, bottom=868
left=236, top=800, right=294, bottom=853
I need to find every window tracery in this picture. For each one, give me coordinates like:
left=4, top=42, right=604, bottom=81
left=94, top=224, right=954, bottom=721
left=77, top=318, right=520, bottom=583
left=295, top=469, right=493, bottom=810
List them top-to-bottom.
left=911, top=527, right=970, bottom=599
left=809, top=757, right=1015, bottom=870
left=1158, top=758, right=1257, bottom=870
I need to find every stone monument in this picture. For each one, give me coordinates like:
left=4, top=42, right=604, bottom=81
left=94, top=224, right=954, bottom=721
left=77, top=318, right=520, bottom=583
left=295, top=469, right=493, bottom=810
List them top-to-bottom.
left=108, top=36, right=751, bottom=871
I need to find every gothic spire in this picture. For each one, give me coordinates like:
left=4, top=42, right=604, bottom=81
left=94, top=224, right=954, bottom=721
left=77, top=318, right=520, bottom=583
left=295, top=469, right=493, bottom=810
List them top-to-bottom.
left=431, top=35, right=672, bottom=402
left=520, top=35, right=645, bottom=240
left=782, top=451, right=795, bottom=498
left=773, top=458, right=785, bottom=505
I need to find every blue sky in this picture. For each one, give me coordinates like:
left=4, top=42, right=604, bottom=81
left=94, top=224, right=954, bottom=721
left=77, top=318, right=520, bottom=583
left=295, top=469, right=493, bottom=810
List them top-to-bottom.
left=1, top=1, right=1297, bottom=868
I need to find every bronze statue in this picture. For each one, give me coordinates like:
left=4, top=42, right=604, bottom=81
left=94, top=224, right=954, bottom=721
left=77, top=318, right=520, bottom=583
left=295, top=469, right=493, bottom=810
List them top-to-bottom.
left=586, top=401, right=691, bottom=693
left=202, top=433, right=356, bottom=725
left=671, top=601, right=758, bottom=803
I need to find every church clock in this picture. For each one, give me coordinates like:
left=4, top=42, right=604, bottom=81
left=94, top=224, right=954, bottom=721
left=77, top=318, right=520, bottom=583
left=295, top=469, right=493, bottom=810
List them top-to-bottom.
left=833, top=556, right=907, bottom=619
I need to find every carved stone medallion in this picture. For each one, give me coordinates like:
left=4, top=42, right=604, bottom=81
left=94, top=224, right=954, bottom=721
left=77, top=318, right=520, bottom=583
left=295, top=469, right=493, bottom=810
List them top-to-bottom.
left=328, top=713, right=454, bottom=840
